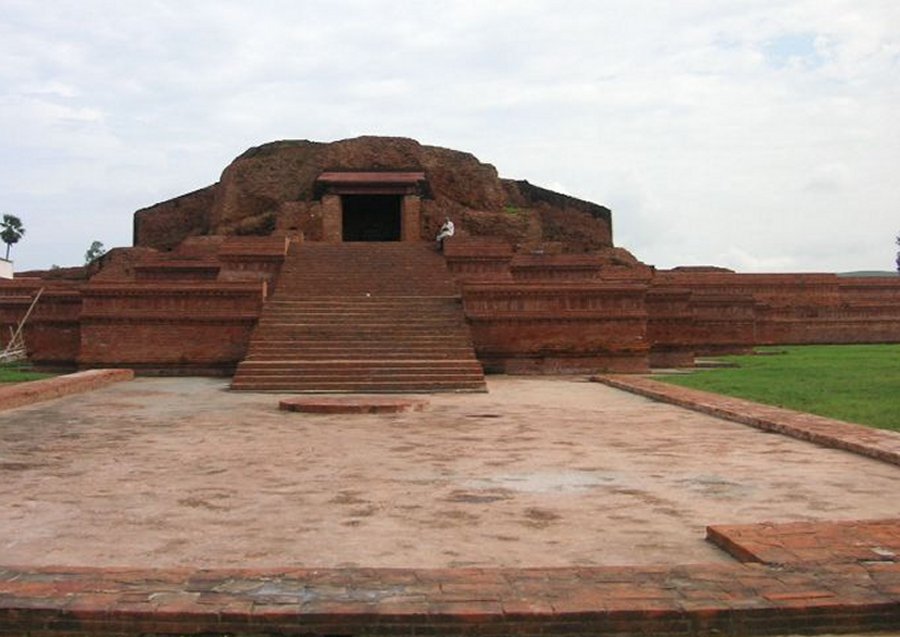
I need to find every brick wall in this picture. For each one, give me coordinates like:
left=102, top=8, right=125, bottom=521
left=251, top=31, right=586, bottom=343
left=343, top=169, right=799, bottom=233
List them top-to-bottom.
left=217, top=236, right=289, bottom=286
left=3, top=239, right=897, bottom=376
left=443, top=239, right=513, bottom=283
left=449, top=244, right=900, bottom=371
left=652, top=271, right=900, bottom=357
left=0, top=280, right=83, bottom=368
left=78, top=282, right=265, bottom=374
left=462, top=283, right=649, bottom=373
left=646, top=287, right=694, bottom=367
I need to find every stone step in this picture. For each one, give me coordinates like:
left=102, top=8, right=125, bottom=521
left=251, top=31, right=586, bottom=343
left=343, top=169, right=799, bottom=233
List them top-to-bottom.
left=232, top=241, right=485, bottom=393
left=273, top=287, right=457, bottom=296
left=263, top=299, right=461, bottom=307
left=260, top=305, right=463, bottom=312
left=257, top=314, right=465, bottom=323
left=256, top=315, right=465, bottom=323
left=258, top=324, right=465, bottom=332
left=252, top=327, right=468, bottom=336
left=247, top=331, right=471, bottom=340
left=252, top=332, right=468, bottom=340
left=245, top=343, right=477, bottom=351
left=245, top=346, right=477, bottom=356
left=246, top=346, right=474, bottom=355
left=245, top=355, right=477, bottom=363
left=245, top=355, right=478, bottom=363
left=236, top=361, right=483, bottom=371
left=234, top=362, right=483, bottom=372
left=241, top=370, right=484, bottom=384
left=229, top=380, right=487, bottom=393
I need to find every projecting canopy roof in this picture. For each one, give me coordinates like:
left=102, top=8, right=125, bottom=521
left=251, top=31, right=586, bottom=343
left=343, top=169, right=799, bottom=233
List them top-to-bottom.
left=315, top=171, right=427, bottom=196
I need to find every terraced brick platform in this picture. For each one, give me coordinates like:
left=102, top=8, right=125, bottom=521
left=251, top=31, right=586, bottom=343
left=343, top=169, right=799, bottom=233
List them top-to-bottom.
left=2, top=375, right=900, bottom=635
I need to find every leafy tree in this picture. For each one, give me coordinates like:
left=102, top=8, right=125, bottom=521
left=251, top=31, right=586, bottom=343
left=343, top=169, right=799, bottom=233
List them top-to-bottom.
left=1, top=214, right=25, bottom=260
left=896, top=232, right=900, bottom=273
left=84, top=240, right=106, bottom=264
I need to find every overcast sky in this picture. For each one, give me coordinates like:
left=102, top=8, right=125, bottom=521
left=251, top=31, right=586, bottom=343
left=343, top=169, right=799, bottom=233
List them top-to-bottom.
left=1, top=0, right=898, bottom=272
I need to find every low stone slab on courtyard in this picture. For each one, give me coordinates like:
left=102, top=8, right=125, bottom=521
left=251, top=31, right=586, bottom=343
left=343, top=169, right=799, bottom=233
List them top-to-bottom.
left=279, top=396, right=429, bottom=414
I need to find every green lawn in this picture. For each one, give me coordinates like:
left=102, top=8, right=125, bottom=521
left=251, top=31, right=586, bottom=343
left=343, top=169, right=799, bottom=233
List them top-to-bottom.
left=656, top=345, right=900, bottom=431
left=0, top=363, right=55, bottom=383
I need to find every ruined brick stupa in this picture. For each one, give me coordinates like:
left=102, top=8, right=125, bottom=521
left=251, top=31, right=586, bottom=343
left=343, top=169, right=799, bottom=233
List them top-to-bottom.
left=2, top=136, right=898, bottom=389
left=133, top=136, right=633, bottom=261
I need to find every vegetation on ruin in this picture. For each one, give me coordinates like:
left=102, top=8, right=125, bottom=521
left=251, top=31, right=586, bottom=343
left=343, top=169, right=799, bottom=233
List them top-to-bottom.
left=895, top=231, right=899, bottom=272
left=84, top=240, right=106, bottom=264
left=657, top=345, right=900, bottom=431
left=0, top=363, right=54, bottom=383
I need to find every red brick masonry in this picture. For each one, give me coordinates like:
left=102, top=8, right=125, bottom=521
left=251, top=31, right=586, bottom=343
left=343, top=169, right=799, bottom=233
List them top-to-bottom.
left=0, top=369, right=134, bottom=412
left=709, top=519, right=900, bottom=566
left=1, top=559, right=899, bottom=636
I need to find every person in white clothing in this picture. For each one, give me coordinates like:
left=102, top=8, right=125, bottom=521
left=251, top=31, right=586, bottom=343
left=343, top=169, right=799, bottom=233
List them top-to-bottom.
left=436, top=217, right=455, bottom=251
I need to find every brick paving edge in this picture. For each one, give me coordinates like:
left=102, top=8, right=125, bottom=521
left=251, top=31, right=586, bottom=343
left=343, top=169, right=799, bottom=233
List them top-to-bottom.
left=0, top=369, right=135, bottom=412
left=592, top=375, right=900, bottom=468
left=0, top=562, right=899, bottom=636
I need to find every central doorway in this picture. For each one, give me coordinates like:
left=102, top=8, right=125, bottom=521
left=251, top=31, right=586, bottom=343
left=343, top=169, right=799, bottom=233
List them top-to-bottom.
left=341, top=195, right=402, bottom=241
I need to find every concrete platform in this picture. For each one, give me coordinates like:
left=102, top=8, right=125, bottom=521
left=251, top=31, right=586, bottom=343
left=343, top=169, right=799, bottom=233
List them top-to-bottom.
left=1, top=375, right=899, bottom=635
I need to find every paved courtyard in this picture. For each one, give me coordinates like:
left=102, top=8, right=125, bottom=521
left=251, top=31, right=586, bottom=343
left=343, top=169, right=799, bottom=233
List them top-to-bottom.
left=2, top=376, right=898, bottom=569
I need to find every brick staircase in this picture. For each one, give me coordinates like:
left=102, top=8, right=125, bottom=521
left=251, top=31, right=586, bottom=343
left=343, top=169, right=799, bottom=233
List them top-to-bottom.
left=231, top=242, right=486, bottom=392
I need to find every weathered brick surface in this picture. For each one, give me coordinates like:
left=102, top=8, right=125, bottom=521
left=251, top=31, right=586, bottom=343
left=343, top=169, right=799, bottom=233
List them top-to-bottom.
left=132, top=184, right=216, bottom=251
left=217, top=235, right=289, bottom=285
left=444, top=238, right=514, bottom=283
left=132, top=261, right=221, bottom=281
left=651, top=270, right=900, bottom=355
left=0, top=281, right=83, bottom=366
left=78, top=281, right=265, bottom=374
left=463, top=283, right=650, bottom=373
left=0, top=369, right=134, bottom=412
left=708, top=519, right=900, bottom=566
left=1, top=560, right=899, bottom=636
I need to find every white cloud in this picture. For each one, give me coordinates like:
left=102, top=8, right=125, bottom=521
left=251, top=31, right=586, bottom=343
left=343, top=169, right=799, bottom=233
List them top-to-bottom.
left=0, top=0, right=897, bottom=272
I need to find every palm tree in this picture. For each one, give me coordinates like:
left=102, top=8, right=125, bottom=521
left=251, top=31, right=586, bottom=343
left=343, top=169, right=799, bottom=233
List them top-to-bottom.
left=1, top=214, right=25, bottom=260
left=896, top=232, right=900, bottom=273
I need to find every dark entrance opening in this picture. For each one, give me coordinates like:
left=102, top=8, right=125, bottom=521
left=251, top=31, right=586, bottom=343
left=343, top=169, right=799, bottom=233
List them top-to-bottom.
left=341, top=195, right=402, bottom=241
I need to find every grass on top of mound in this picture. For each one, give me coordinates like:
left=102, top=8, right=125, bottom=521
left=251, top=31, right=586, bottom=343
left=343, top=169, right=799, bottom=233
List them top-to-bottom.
left=656, top=344, right=900, bottom=431
left=0, top=363, right=56, bottom=383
